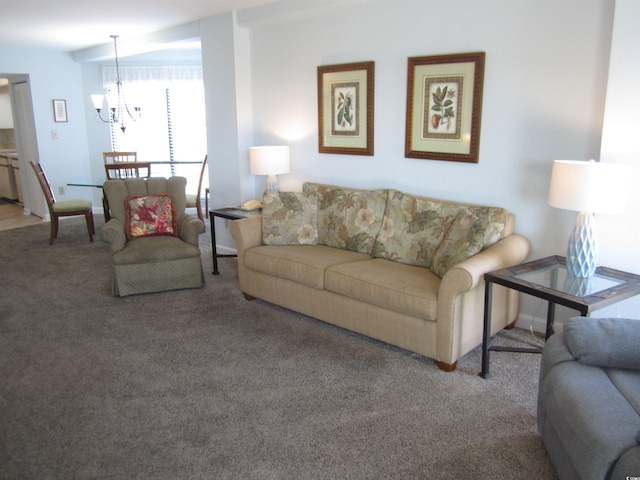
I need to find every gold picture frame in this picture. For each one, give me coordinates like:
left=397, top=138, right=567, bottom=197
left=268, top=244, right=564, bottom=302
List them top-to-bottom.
left=405, top=52, right=485, bottom=163
left=317, top=61, right=374, bottom=156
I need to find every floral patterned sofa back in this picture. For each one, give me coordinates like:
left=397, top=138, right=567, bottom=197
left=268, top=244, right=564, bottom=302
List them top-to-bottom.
left=261, top=182, right=509, bottom=278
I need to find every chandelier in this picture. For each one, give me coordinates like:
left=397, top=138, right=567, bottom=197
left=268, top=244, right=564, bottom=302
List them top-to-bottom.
left=90, top=35, right=141, bottom=133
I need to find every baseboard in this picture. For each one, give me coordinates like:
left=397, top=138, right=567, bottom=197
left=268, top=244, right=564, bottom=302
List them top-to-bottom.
left=216, top=245, right=237, bottom=256
left=515, top=313, right=547, bottom=334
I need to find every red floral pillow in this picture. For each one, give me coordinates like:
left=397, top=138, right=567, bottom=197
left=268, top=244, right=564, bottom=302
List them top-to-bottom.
left=124, top=194, right=178, bottom=240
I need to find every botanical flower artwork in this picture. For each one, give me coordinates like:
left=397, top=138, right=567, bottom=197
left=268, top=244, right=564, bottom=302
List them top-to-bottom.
left=405, top=52, right=484, bottom=163
left=422, top=77, right=463, bottom=139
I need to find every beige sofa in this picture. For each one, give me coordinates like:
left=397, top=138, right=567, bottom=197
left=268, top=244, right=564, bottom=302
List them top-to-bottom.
left=230, top=183, right=530, bottom=371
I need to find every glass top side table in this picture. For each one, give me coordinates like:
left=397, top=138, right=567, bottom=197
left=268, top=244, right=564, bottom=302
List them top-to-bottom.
left=480, top=255, right=640, bottom=378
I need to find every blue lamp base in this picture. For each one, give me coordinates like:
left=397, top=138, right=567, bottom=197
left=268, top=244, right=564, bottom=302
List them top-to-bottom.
left=566, top=211, right=598, bottom=278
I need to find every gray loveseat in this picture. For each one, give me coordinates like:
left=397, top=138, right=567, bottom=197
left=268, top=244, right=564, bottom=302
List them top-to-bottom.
left=538, top=317, right=640, bottom=479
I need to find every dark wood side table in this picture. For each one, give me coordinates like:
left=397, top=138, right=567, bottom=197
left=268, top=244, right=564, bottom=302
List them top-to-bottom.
left=209, top=207, right=262, bottom=275
left=480, top=255, right=640, bottom=378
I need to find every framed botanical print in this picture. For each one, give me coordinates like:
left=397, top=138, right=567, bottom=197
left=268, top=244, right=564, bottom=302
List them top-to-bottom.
left=405, top=52, right=485, bottom=163
left=317, top=61, right=374, bottom=156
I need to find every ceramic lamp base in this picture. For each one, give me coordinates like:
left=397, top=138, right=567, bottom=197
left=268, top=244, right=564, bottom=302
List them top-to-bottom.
left=265, top=174, right=280, bottom=192
left=566, top=211, right=598, bottom=278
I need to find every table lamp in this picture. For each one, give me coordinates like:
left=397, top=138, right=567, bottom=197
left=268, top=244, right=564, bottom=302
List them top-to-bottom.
left=250, top=146, right=290, bottom=193
left=548, top=159, right=631, bottom=277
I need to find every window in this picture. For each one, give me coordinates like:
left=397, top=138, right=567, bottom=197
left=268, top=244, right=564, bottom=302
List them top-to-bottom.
left=103, top=66, right=207, bottom=190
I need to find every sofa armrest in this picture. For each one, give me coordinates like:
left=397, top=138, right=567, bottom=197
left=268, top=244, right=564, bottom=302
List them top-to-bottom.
left=178, top=213, right=205, bottom=246
left=229, top=216, right=263, bottom=252
left=100, top=218, right=126, bottom=253
left=435, top=233, right=530, bottom=366
left=439, top=233, right=531, bottom=295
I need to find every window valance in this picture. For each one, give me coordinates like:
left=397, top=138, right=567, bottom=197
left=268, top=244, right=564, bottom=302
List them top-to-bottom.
left=102, top=65, right=203, bottom=87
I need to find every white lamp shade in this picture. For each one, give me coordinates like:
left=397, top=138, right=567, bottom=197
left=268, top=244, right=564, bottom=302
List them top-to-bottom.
left=91, top=94, right=105, bottom=110
left=250, top=146, right=290, bottom=176
left=548, top=160, right=631, bottom=214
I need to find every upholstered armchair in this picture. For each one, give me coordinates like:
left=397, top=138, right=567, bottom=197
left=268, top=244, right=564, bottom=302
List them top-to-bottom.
left=101, top=176, right=206, bottom=296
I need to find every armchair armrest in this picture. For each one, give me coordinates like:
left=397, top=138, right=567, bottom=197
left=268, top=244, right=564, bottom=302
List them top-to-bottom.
left=178, top=213, right=205, bottom=246
left=100, top=218, right=126, bottom=253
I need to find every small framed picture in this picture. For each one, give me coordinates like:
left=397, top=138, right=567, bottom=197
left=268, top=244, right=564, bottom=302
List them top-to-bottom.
left=405, top=52, right=485, bottom=163
left=317, top=61, right=374, bottom=156
left=53, top=99, right=68, bottom=123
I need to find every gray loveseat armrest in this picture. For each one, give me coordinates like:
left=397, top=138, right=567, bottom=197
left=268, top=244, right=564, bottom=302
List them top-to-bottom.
left=563, top=316, right=640, bottom=370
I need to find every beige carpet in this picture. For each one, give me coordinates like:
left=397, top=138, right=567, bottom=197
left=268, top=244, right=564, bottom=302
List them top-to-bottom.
left=0, top=216, right=557, bottom=479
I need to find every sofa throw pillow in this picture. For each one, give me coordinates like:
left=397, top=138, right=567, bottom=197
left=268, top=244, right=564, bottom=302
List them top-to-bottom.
left=316, top=189, right=388, bottom=255
left=371, top=190, right=460, bottom=267
left=262, top=191, right=319, bottom=246
left=125, top=193, right=178, bottom=240
left=430, top=206, right=507, bottom=277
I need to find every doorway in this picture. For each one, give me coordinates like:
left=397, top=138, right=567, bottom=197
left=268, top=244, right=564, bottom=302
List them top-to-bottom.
left=0, top=74, right=44, bottom=220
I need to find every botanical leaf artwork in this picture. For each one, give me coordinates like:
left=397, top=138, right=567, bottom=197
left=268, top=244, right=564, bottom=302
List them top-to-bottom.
left=331, top=82, right=359, bottom=135
left=337, top=91, right=353, bottom=127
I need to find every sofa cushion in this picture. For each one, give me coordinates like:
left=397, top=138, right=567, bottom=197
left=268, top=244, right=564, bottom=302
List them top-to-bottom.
left=304, top=183, right=388, bottom=255
left=371, top=190, right=460, bottom=268
left=262, top=191, right=319, bottom=246
left=124, top=193, right=178, bottom=240
left=430, top=206, right=507, bottom=277
left=245, top=245, right=371, bottom=290
left=325, top=258, right=440, bottom=320
left=564, top=317, right=640, bottom=370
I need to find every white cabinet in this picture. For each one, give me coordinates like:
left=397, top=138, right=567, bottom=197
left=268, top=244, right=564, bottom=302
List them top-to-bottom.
left=0, top=95, right=14, bottom=129
left=0, top=152, right=20, bottom=201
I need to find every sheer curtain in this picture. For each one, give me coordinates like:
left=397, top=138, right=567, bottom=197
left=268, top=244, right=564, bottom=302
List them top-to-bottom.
left=101, top=65, right=207, bottom=185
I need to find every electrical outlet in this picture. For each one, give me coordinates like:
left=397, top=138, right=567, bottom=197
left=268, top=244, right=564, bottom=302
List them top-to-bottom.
left=51, top=130, right=58, bottom=139
left=58, top=186, right=65, bottom=195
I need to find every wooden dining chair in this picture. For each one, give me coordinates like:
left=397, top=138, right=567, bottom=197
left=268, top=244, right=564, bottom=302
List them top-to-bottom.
left=103, top=151, right=137, bottom=164
left=186, top=154, right=208, bottom=221
left=30, top=161, right=95, bottom=245
left=104, top=161, right=151, bottom=180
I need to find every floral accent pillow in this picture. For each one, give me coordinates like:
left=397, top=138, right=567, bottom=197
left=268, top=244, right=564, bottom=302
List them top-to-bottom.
left=316, top=190, right=388, bottom=254
left=372, top=190, right=460, bottom=267
left=262, top=191, right=319, bottom=246
left=125, top=194, right=178, bottom=240
left=430, top=206, right=507, bottom=277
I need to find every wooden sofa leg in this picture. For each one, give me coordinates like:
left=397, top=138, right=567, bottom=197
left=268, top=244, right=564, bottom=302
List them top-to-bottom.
left=243, top=293, right=256, bottom=301
left=505, top=320, right=516, bottom=330
left=437, top=360, right=457, bottom=372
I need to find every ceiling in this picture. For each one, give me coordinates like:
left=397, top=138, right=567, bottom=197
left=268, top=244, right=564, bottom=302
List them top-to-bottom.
left=0, top=0, right=281, bottom=52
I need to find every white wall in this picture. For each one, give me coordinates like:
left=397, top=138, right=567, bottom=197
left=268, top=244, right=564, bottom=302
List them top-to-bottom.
left=238, top=0, right=618, bottom=325
left=595, top=0, right=640, bottom=318
left=0, top=46, right=94, bottom=212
